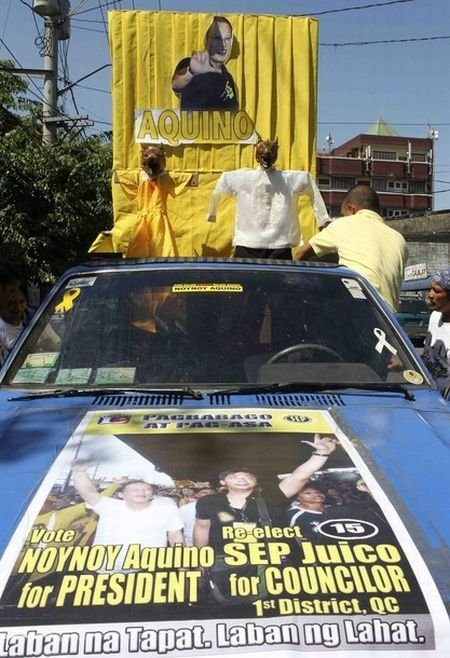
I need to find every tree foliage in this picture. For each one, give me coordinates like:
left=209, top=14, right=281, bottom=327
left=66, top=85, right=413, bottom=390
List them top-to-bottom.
left=0, top=61, right=113, bottom=287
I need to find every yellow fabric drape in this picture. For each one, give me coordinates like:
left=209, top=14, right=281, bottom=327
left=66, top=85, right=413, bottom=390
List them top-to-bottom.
left=92, top=11, right=319, bottom=256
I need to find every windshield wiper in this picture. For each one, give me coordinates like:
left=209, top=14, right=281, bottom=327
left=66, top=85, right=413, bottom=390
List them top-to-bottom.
left=213, top=381, right=416, bottom=401
left=9, top=386, right=204, bottom=401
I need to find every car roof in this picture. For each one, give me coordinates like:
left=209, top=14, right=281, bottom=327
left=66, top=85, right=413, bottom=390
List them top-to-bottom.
left=401, top=276, right=433, bottom=292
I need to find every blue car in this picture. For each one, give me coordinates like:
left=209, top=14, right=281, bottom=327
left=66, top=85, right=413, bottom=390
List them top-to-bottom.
left=0, top=258, right=448, bottom=658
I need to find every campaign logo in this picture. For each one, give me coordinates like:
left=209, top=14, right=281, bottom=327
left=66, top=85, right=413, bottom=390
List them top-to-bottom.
left=97, top=414, right=131, bottom=425
left=283, top=415, right=312, bottom=423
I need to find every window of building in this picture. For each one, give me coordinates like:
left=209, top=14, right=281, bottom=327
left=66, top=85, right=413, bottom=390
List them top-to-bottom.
left=372, top=151, right=397, bottom=160
left=411, top=153, right=426, bottom=163
left=331, top=177, right=355, bottom=189
left=318, top=178, right=330, bottom=186
left=372, top=179, right=387, bottom=191
left=393, top=181, right=407, bottom=190
left=409, top=181, right=426, bottom=194
left=387, top=209, right=409, bottom=218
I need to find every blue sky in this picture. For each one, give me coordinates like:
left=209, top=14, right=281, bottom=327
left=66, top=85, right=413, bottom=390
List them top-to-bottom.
left=2, top=0, right=450, bottom=209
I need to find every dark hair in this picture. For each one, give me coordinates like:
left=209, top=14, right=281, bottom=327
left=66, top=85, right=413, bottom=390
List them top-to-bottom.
left=205, top=16, right=233, bottom=44
left=343, top=184, right=380, bottom=213
left=218, top=467, right=257, bottom=482
left=117, top=479, right=154, bottom=493
left=298, top=482, right=325, bottom=494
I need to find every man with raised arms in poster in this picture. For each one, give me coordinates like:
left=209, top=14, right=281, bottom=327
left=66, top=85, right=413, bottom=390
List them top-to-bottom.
left=193, top=434, right=338, bottom=552
left=72, top=465, right=184, bottom=571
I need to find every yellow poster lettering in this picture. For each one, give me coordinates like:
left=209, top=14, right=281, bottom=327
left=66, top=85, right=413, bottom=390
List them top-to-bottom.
left=136, top=110, right=159, bottom=141
left=158, top=111, right=179, bottom=145
left=179, top=111, right=199, bottom=141
left=233, top=111, right=254, bottom=141
left=211, top=112, right=231, bottom=141
left=29, top=528, right=76, bottom=544
left=223, top=541, right=291, bottom=566
left=301, top=541, right=401, bottom=565
left=121, top=544, right=214, bottom=571
left=17, top=545, right=123, bottom=574
left=264, top=564, right=411, bottom=596
left=55, top=570, right=202, bottom=607
left=17, top=583, right=54, bottom=608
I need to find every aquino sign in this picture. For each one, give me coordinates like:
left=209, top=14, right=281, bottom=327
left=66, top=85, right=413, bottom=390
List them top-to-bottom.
left=96, top=11, right=322, bottom=259
left=0, top=409, right=448, bottom=657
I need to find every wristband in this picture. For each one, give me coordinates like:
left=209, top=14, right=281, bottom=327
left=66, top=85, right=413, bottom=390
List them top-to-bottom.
left=312, top=452, right=329, bottom=457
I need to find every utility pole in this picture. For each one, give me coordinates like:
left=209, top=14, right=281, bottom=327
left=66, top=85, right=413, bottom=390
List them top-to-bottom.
left=32, top=0, right=76, bottom=144
left=6, top=2, right=94, bottom=142
left=42, top=16, right=58, bottom=145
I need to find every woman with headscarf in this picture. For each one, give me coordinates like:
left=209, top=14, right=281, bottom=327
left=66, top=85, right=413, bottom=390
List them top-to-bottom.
left=422, top=266, right=450, bottom=396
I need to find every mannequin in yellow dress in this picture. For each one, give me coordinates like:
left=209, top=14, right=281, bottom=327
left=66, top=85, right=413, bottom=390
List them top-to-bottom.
left=91, top=145, right=192, bottom=257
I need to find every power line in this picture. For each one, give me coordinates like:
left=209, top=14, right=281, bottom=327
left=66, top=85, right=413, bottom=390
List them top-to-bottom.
left=1, top=0, right=13, bottom=43
left=74, top=0, right=124, bottom=17
left=299, top=0, right=416, bottom=17
left=70, top=25, right=106, bottom=34
left=321, top=35, right=450, bottom=47
left=0, top=39, right=47, bottom=105
left=76, top=83, right=111, bottom=94
left=318, top=121, right=450, bottom=126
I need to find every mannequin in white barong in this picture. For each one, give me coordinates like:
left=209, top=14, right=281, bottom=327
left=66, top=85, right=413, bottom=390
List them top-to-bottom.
left=207, top=138, right=330, bottom=259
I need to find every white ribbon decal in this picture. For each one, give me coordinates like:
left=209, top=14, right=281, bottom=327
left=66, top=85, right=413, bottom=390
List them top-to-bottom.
left=374, top=328, right=397, bottom=355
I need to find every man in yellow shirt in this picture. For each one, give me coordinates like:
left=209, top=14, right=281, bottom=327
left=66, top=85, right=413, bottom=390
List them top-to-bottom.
left=294, top=185, right=407, bottom=311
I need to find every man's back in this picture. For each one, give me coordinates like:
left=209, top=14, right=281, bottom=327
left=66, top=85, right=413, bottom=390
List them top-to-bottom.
left=309, top=208, right=407, bottom=311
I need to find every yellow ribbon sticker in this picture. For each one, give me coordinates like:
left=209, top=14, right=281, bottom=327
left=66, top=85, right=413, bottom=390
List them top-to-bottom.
left=54, top=287, right=81, bottom=313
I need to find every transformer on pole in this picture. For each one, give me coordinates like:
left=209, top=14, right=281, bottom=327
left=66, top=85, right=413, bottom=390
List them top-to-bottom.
left=32, top=1, right=71, bottom=144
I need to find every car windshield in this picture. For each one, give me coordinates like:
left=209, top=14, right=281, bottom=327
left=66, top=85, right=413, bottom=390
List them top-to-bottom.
left=3, top=263, right=426, bottom=389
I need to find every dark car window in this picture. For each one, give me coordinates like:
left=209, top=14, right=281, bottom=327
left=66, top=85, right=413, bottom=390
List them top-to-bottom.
left=3, top=267, right=426, bottom=388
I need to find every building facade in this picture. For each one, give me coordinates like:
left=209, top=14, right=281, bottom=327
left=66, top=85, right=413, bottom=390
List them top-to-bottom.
left=316, top=119, right=434, bottom=219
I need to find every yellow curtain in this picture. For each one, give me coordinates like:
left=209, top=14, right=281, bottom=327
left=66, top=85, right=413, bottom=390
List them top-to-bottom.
left=91, top=11, right=319, bottom=256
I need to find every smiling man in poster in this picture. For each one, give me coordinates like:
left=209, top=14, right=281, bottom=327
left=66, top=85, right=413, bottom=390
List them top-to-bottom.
left=72, top=464, right=184, bottom=571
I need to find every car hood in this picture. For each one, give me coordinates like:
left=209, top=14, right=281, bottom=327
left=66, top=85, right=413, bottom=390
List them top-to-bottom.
left=0, top=390, right=448, bottom=656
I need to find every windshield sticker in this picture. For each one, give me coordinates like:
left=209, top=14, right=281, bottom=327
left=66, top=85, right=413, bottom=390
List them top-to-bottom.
left=66, top=277, right=97, bottom=288
left=341, top=278, right=367, bottom=300
left=172, top=283, right=243, bottom=293
left=54, top=287, right=81, bottom=313
left=374, top=328, right=398, bottom=356
left=23, top=352, right=59, bottom=368
left=95, top=367, right=136, bottom=385
left=11, top=368, right=50, bottom=384
left=55, top=368, right=92, bottom=385
left=403, top=370, right=425, bottom=385
left=0, top=409, right=448, bottom=657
